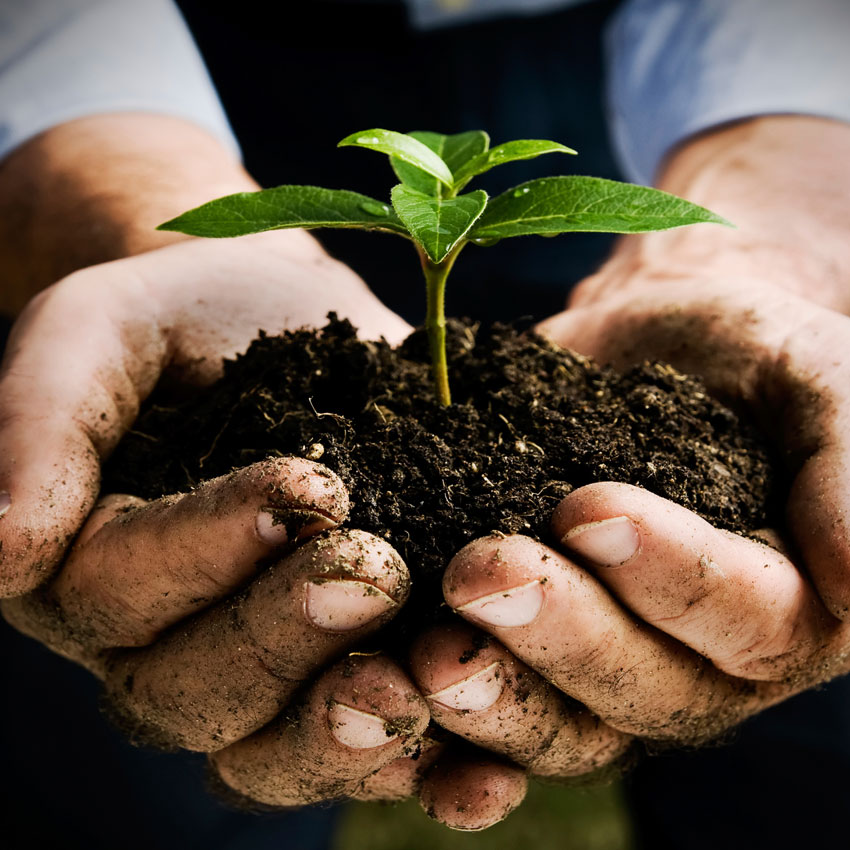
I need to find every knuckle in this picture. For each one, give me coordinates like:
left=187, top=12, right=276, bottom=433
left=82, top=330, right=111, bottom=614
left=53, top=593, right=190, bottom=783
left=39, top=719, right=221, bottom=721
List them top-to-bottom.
left=61, top=553, right=162, bottom=649
left=0, top=561, right=52, bottom=597
left=0, top=591, right=101, bottom=669
left=1, top=593, right=59, bottom=646
left=718, top=627, right=819, bottom=683
left=102, top=652, right=236, bottom=753
left=528, top=720, right=630, bottom=779
left=209, top=747, right=353, bottom=809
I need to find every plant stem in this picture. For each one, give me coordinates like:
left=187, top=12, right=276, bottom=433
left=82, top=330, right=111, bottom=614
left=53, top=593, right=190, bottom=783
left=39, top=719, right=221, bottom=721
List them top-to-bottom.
left=420, top=246, right=463, bottom=406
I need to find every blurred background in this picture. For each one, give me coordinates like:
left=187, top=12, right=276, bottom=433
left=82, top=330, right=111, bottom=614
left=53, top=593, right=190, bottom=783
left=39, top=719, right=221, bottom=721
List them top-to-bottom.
left=334, top=781, right=634, bottom=849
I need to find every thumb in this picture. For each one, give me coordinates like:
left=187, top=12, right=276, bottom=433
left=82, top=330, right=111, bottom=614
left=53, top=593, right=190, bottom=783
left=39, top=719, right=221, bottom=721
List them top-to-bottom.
left=0, top=269, right=165, bottom=596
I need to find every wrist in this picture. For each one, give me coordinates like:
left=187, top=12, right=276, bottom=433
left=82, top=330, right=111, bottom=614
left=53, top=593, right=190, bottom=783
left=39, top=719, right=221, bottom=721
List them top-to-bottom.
left=0, top=113, right=263, bottom=314
left=574, top=116, right=850, bottom=314
left=571, top=230, right=844, bottom=311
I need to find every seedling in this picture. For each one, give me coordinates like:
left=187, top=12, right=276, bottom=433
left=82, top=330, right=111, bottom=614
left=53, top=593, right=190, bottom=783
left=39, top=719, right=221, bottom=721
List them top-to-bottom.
left=159, top=129, right=730, bottom=406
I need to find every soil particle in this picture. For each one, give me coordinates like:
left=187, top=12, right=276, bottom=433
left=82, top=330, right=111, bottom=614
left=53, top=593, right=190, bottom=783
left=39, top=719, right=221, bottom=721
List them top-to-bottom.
left=105, top=317, right=780, bottom=641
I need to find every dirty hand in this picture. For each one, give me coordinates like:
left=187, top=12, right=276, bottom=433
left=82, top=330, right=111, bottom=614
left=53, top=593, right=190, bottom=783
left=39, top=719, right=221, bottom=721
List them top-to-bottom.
left=407, top=116, right=850, bottom=826
left=0, top=231, right=409, bottom=595
left=0, top=232, right=452, bottom=806
left=413, top=274, right=849, bottom=765
left=406, top=277, right=850, bottom=826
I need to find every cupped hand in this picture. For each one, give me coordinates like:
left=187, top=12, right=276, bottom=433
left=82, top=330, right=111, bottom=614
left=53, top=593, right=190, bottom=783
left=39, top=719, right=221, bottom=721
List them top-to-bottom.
left=0, top=230, right=410, bottom=596
left=0, top=232, right=448, bottom=807
left=0, top=233, right=531, bottom=820
left=406, top=275, right=850, bottom=819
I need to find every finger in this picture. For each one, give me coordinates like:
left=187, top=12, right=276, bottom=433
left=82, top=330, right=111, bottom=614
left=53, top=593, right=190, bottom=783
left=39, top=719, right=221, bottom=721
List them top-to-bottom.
left=538, top=283, right=850, bottom=619
left=774, top=325, right=850, bottom=619
left=1, top=457, right=349, bottom=666
left=554, top=483, right=848, bottom=684
left=0, top=492, right=149, bottom=670
left=73, top=493, right=150, bottom=546
left=101, top=529, right=409, bottom=751
left=443, top=535, right=770, bottom=742
left=410, top=622, right=630, bottom=778
left=209, top=654, right=428, bottom=807
left=352, top=737, right=445, bottom=802
left=418, top=751, right=527, bottom=832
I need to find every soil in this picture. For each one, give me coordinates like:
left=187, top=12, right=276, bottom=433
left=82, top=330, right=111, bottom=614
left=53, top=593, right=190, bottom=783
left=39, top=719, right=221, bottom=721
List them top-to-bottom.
left=104, top=316, right=779, bottom=642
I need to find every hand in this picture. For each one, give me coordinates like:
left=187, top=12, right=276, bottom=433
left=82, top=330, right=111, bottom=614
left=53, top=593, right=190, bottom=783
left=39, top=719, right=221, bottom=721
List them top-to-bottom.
left=403, top=118, right=850, bottom=823
left=0, top=231, right=409, bottom=596
left=0, top=232, right=540, bottom=822
left=0, top=233, right=449, bottom=807
left=0, top=233, right=532, bottom=818
left=405, top=274, right=850, bottom=821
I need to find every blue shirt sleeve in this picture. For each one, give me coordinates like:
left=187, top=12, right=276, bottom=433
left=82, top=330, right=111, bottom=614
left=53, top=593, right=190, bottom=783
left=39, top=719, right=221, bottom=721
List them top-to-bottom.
left=0, top=0, right=239, bottom=161
left=606, top=0, right=850, bottom=185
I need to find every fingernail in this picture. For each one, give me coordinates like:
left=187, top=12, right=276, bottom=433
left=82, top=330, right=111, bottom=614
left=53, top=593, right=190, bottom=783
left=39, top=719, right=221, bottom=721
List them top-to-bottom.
left=0, top=491, right=9, bottom=518
left=256, top=508, right=336, bottom=546
left=256, top=509, right=289, bottom=545
left=563, top=516, right=640, bottom=567
left=304, top=579, right=396, bottom=632
left=456, top=580, right=544, bottom=627
left=427, top=662, right=503, bottom=711
left=328, top=702, right=398, bottom=749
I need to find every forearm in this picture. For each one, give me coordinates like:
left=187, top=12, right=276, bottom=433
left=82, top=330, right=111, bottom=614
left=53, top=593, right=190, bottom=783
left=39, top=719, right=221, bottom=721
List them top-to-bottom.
left=0, top=113, right=298, bottom=314
left=573, top=116, right=850, bottom=313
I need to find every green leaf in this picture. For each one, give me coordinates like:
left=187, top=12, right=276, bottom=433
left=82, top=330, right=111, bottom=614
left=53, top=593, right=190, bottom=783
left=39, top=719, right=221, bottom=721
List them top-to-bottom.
left=338, top=129, right=454, bottom=188
left=392, top=130, right=490, bottom=196
left=453, top=139, right=576, bottom=183
left=470, top=176, right=732, bottom=241
left=390, top=184, right=488, bottom=263
left=157, top=185, right=409, bottom=238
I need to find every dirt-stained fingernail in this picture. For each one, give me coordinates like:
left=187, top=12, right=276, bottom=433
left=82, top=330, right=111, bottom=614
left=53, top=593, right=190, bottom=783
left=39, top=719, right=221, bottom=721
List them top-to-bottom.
left=0, top=491, right=10, bottom=518
left=256, top=508, right=337, bottom=546
left=562, top=516, right=640, bottom=567
left=304, top=579, right=396, bottom=632
left=456, top=580, right=544, bottom=627
left=427, top=662, right=504, bottom=711
left=328, top=702, right=399, bottom=749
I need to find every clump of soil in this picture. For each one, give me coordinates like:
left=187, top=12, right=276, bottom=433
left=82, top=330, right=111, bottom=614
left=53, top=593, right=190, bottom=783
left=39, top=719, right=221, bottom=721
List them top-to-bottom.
left=105, top=316, right=779, bottom=638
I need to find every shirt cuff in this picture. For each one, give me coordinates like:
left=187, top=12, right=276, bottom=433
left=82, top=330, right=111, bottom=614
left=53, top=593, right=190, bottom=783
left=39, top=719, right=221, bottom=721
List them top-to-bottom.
left=0, top=0, right=240, bottom=161
left=605, top=0, right=850, bottom=186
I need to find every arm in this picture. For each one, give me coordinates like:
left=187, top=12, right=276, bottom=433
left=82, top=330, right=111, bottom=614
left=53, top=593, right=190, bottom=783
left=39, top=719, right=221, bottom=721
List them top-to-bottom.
left=0, top=0, right=252, bottom=311
left=0, top=112, right=263, bottom=314
left=574, top=115, right=850, bottom=314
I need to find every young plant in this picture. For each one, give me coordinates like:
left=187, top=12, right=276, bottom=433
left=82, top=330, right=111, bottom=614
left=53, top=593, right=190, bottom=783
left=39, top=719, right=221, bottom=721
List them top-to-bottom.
left=159, top=129, right=730, bottom=406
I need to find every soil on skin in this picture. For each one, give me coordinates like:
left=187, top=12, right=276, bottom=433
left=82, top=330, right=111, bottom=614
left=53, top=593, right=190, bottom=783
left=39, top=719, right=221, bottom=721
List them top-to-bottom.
left=104, top=316, right=779, bottom=640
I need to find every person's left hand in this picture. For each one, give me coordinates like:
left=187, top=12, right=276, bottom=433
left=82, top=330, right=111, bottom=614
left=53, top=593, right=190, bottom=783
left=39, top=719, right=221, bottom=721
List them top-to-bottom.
left=406, top=274, right=850, bottom=823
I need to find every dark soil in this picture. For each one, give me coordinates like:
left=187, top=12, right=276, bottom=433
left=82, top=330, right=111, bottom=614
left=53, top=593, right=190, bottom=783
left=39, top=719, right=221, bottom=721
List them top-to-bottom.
left=104, top=316, right=779, bottom=640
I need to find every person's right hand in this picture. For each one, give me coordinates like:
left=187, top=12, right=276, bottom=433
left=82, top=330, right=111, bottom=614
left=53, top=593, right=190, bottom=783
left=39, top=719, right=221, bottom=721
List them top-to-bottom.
left=0, top=232, right=441, bottom=805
